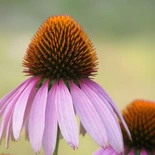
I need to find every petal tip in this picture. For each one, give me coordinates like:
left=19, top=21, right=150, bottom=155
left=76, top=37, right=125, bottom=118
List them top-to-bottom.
left=69, top=142, right=78, bottom=150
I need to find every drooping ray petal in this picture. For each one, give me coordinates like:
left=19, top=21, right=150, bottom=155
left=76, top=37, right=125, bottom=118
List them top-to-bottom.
left=0, top=77, right=34, bottom=109
left=0, top=78, right=34, bottom=117
left=13, top=78, right=39, bottom=140
left=0, top=79, right=31, bottom=140
left=87, top=79, right=131, bottom=139
left=28, top=80, right=48, bottom=153
left=54, top=80, right=78, bottom=149
left=81, top=80, right=123, bottom=138
left=82, top=80, right=119, bottom=124
left=59, top=81, right=79, bottom=144
left=70, top=81, right=108, bottom=148
left=80, top=82, right=123, bottom=154
left=23, top=83, right=38, bottom=125
left=43, top=84, right=58, bottom=155
left=23, top=85, right=38, bottom=141
left=0, top=101, right=9, bottom=117
left=6, top=114, right=13, bottom=148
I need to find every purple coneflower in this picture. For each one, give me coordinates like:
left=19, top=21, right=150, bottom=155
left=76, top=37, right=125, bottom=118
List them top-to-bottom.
left=0, top=15, right=130, bottom=155
left=93, top=99, right=155, bottom=155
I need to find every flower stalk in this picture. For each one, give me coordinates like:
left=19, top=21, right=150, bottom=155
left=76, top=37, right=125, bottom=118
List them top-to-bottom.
left=53, top=127, right=60, bottom=155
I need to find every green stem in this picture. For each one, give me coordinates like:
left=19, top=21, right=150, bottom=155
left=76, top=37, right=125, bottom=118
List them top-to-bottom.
left=53, top=127, right=60, bottom=155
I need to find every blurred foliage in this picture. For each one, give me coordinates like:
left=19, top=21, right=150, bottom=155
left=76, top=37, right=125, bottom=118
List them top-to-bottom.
left=0, top=0, right=155, bottom=155
left=0, top=0, right=155, bottom=38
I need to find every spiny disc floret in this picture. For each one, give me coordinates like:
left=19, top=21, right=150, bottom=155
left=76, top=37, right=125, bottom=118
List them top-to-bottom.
left=23, top=15, right=98, bottom=80
left=121, top=100, right=155, bottom=150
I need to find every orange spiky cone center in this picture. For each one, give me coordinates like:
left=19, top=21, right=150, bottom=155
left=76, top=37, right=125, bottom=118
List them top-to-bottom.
left=23, top=15, right=98, bottom=80
left=121, top=100, right=155, bottom=151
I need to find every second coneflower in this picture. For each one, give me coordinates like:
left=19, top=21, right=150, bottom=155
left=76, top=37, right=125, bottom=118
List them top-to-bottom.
left=0, top=15, right=130, bottom=155
left=93, top=99, right=155, bottom=155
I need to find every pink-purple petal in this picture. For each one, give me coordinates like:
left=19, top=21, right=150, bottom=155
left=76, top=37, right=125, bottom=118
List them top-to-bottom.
left=0, top=77, right=34, bottom=109
left=13, top=78, right=39, bottom=140
left=0, top=79, right=31, bottom=140
left=87, top=79, right=131, bottom=139
left=28, top=80, right=48, bottom=153
left=54, top=80, right=78, bottom=149
left=82, top=80, right=121, bottom=132
left=70, top=81, right=108, bottom=148
left=80, top=82, right=123, bottom=154
left=23, top=83, right=38, bottom=125
left=23, top=83, right=38, bottom=141
left=43, top=83, right=58, bottom=155
left=6, top=114, right=13, bottom=148
left=93, top=146, right=121, bottom=155
left=103, top=146, right=119, bottom=155
left=93, top=148, right=104, bottom=155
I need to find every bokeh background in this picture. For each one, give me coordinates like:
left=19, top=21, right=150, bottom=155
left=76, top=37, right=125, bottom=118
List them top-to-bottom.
left=0, top=0, right=155, bottom=154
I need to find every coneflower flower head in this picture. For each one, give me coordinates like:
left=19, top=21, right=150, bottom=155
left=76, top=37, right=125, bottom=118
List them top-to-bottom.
left=0, top=15, right=130, bottom=155
left=23, top=15, right=98, bottom=80
left=93, top=99, right=155, bottom=155
left=121, top=100, right=155, bottom=155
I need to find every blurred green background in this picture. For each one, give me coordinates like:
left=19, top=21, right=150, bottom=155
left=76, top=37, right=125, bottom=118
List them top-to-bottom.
left=0, top=0, right=155, bottom=155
